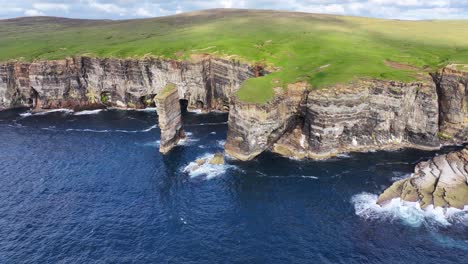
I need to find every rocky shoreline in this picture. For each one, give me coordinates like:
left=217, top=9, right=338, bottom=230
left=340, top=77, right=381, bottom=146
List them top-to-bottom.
left=378, top=147, right=468, bottom=209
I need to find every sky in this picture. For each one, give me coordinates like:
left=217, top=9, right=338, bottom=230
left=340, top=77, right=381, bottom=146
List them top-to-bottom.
left=0, top=0, right=467, bottom=20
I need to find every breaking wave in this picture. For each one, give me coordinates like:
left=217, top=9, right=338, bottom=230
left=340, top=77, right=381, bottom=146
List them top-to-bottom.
left=20, top=109, right=73, bottom=117
left=74, top=109, right=105, bottom=115
left=62, top=124, right=158, bottom=133
left=178, top=132, right=199, bottom=146
left=217, top=140, right=225, bottom=148
left=182, top=153, right=237, bottom=180
left=352, top=193, right=468, bottom=228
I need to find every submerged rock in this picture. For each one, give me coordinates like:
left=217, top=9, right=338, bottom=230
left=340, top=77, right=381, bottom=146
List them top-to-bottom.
left=377, top=147, right=468, bottom=209
left=209, top=153, right=225, bottom=165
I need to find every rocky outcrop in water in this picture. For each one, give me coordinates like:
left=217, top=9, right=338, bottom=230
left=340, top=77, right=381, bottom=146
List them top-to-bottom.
left=0, top=55, right=256, bottom=111
left=155, top=84, right=184, bottom=153
left=378, top=147, right=468, bottom=209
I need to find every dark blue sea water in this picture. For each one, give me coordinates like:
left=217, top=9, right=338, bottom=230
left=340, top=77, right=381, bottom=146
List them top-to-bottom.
left=0, top=108, right=467, bottom=263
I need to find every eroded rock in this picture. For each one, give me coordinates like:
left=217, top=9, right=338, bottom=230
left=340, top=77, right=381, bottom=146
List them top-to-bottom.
left=0, top=56, right=256, bottom=111
left=226, top=79, right=442, bottom=160
left=155, top=84, right=184, bottom=154
left=377, top=147, right=468, bottom=209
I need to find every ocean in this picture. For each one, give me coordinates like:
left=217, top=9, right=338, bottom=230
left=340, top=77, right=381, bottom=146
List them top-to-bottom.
left=0, top=108, right=467, bottom=263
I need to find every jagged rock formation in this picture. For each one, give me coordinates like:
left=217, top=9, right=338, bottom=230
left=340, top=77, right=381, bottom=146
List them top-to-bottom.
left=0, top=55, right=256, bottom=111
left=432, top=65, right=468, bottom=142
left=226, top=80, right=441, bottom=160
left=155, top=84, right=184, bottom=153
left=377, top=147, right=468, bottom=209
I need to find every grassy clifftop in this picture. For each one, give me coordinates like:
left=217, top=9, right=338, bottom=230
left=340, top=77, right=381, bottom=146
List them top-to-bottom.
left=1, top=9, right=468, bottom=103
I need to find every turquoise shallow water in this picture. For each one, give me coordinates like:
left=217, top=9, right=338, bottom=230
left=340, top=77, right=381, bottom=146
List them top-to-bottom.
left=0, top=108, right=467, bottom=263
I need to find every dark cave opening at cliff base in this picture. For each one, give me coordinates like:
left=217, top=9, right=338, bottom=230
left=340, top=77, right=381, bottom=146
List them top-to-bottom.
left=29, top=87, right=39, bottom=108
left=179, top=99, right=188, bottom=113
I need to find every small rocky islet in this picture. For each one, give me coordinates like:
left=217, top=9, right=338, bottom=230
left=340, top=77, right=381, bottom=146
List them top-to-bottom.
left=378, top=147, right=468, bottom=209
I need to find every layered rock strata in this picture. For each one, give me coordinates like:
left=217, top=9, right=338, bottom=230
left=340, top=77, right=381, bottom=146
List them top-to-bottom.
left=0, top=56, right=256, bottom=111
left=432, top=66, right=468, bottom=143
left=226, top=80, right=441, bottom=160
left=225, top=83, right=308, bottom=160
left=155, top=84, right=184, bottom=153
left=377, top=147, right=468, bottom=209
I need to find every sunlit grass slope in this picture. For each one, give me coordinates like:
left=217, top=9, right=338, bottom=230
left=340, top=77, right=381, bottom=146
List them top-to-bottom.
left=1, top=9, right=468, bottom=103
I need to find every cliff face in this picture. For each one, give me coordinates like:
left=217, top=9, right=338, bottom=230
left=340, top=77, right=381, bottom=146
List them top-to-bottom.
left=0, top=56, right=256, bottom=111
left=2, top=56, right=468, bottom=160
left=433, top=66, right=468, bottom=142
left=226, top=80, right=441, bottom=160
left=304, top=80, right=440, bottom=158
left=225, top=83, right=308, bottom=160
left=378, top=147, right=468, bottom=209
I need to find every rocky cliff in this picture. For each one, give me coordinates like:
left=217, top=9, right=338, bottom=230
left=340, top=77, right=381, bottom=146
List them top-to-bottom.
left=0, top=55, right=256, bottom=111
left=1, top=56, right=467, bottom=159
left=432, top=66, right=468, bottom=143
left=226, top=67, right=468, bottom=160
left=226, top=79, right=441, bottom=160
left=225, top=83, right=308, bottom=160
left=378, top=147, right=468, bottom=209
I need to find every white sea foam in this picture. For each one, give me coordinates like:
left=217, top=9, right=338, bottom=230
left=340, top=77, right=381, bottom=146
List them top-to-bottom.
left=136, top=107, right=157, bottom=112
left=20, top=108, right=73, bottom=117
left=74, top=109, right=105, bottom=115
left=188, top=109, right=203, bottom=114
left=19, top=112, right=32, bottom=117
left=186, top=122, right=228, bottom=127
left=64, top=124, right=158, bottom=133
left=178, top=132, right=199, bottom=145
left=210, top=132, right=217, bottom=135
left=140, top=140, right=160, bottom=147
left=217, top=140, right=225, bottom=148
left=183, top=153, right=236, bottom=180
left=337, top=153, right=352, bottom=158
left=390, top=173, right=411, bottom=182
left=261, top=175, right=319, bottom=180
left=352, top=193, right=468, bottom=228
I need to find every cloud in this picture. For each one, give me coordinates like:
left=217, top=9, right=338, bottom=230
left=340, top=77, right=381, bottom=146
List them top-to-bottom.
left=0, top=0, right=467, bottom=20
left=33, top=3, right=70, bottom=12
left=24, top=9, right=45, bottom=16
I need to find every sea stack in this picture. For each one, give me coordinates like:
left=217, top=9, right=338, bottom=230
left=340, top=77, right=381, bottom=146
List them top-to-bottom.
left=155, top=83, right=184, bottom=154
left=377, top=147, right=468, bottom=209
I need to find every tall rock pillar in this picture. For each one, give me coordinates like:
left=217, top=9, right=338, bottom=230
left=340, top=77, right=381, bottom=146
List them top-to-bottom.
left=155, top=84, right=184, bottom=154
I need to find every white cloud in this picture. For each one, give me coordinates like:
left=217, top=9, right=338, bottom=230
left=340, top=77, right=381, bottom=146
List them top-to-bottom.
left=87, top=0, right=127, bottom=15
left=33, top=3, right=69, bottom=12
left=135, top=7, right=154, bottom=17
left=24, top=9, right=45, bottom=16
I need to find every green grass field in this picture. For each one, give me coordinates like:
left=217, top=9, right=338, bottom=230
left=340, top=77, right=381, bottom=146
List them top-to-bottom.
left=1, top=9, right=468, bottom=103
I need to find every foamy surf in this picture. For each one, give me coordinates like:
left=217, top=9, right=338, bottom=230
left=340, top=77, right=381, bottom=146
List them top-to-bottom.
left=20, top=108, right=73, bottom=117
left=74, top=109, right=105, bottom=115
left=188, top=109, right=204, bottom=114
left=64, top=124, right=158, bottom=133
left=178, top=132, right=200, bottom=146
left=217, top=140, right=225, bottom=148
left=182, top=153, right=236, bottom=180
left=352, top=193, right=468, bottom=227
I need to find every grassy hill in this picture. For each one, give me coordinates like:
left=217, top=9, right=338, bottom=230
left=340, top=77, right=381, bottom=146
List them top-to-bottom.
left=1, top=9, right=468, bottom=103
